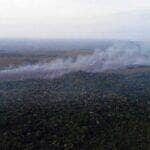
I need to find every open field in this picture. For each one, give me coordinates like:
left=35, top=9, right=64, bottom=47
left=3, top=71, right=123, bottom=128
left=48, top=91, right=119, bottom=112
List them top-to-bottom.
left=0, top=49, right=93, bottom=68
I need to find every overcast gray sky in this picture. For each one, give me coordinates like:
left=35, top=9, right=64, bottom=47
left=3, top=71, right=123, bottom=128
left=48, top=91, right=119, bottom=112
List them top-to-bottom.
left=0, top=0, right=150, bottom=40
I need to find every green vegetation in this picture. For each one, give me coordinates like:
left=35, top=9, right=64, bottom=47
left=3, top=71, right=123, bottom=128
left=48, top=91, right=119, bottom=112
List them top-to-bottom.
left=0, top=72, right=149, bottom=149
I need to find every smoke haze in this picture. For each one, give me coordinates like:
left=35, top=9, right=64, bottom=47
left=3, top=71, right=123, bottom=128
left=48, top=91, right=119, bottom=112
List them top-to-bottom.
left=0, top=0, right=150, bottom=40
left=0, top=41, right=150, bottom=80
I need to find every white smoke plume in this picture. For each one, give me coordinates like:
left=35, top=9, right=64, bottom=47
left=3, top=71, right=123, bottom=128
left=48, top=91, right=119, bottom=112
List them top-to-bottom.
left=0, top=41, right=150, bottom=80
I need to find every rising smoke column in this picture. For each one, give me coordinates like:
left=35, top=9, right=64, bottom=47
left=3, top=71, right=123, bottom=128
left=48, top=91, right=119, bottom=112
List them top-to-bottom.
left=0, top=41, right=150, bottom=80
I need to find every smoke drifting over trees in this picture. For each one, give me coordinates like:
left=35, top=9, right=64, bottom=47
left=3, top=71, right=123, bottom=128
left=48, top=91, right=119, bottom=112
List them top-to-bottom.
left=0, top=41, right=150, bottom=80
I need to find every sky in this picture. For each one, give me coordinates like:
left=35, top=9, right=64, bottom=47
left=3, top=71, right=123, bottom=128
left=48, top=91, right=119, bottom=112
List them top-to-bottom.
left=0, top=0, right=150, bottom=40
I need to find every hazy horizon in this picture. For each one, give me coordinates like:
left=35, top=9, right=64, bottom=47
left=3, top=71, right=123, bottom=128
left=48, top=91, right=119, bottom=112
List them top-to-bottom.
left=0, top=0, right=150, bottom=40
